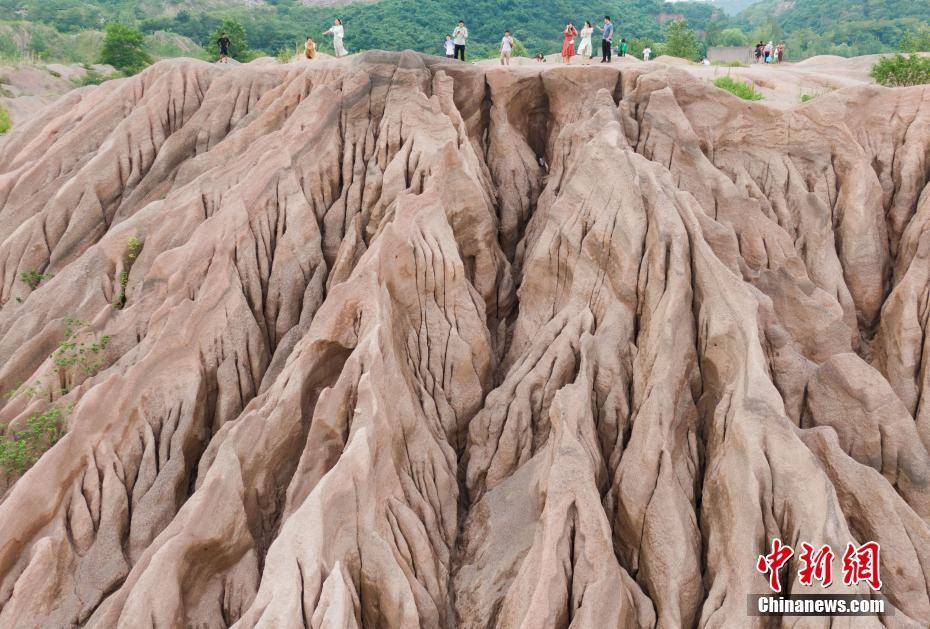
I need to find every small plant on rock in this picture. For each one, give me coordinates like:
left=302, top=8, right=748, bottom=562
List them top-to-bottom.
left=114, top=236, right=142, bottom=309
left=19, top=270, right=52, bottom=290
left=53, top=318, right=110, bottom=378
left=0, top=404, right=69, bottom=476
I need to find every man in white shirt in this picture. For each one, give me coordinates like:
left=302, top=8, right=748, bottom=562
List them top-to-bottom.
left=453, top=21, right=468, bottom=61
left=500, top=31, right=514, bottom=66
left=643, top=46, right=652, bottom=61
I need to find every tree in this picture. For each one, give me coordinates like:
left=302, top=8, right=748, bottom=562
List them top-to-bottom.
left=208, top=19, right=251, bottom=61
left=663, top=19, right=700, bottom=61
left=99, top=23, right=152, bottom=75
left=900, top=26, right=930, bottom=52
left=718, top=28, right=749, bottom=47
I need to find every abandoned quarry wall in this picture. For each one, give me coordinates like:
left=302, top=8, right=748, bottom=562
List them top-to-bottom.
left=0, top=50, right=928, bottom=627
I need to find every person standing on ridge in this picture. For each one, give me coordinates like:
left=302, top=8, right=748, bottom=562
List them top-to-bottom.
left=597, top=16, right=614, bottom=63
left=323, top=19, right=348, bottom=57
left=453, top=21, right=468, bottom=61
left=578, top=21, right=594, bottom=64
left=561, top=22, right=577, bottom=64
left=500, top=31, right=515, bottom=65
left=217, top=32, right=231, bottom=62
left=444, top=34, right=455, bottom=58
left=305, top=36, right=316, bottom=60
left=618, top=37, right=628, bottom=57
left=643, top=45, right=652, bottom=61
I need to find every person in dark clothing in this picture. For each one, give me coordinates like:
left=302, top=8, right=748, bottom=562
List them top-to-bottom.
left=597, top=16, right=614, bottom=63
left=217, top=33, right=231, bottom=61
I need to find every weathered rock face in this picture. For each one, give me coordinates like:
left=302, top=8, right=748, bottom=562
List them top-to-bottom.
left=0, top=51, right=928, bottom=627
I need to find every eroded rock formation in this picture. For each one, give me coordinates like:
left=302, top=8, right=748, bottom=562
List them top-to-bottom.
left=0, top=51, right=928, bottom=627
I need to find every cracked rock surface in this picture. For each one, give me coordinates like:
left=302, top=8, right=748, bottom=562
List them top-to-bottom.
left=0, top=51, right=929, bottom=627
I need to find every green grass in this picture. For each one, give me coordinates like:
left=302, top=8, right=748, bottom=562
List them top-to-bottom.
left=712, top=60, right=745, bottom=67
left=713, top=75, right=764, bottom=100
left=0, top=104, right=10, bottom=134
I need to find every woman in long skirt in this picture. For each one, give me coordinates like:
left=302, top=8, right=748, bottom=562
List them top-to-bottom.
left=323, top=19, right=348, bottom=57
left=577, top=21, right=593, bottom=64
left=562, top=22, right=577, bottom=64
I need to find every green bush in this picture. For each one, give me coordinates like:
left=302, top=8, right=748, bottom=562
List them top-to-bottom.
left=99, top=22, right=152, bottom=75
left=870, top=53, right=930, bottom=87
left=74, top=64, right=114, bottom=86
left=713, top=75, right=764, bottom=100
left=0, top=105, right=10, bottom=135
left=114, top=236, right=141, bottom=309
left=53, top=318, right=110, bottom=377
left=0, top=405, right=68, bottom=476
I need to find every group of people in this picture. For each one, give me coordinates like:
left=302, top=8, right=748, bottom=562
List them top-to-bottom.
left=443, top=16, right=640, bottom=66
left=560, top=16, right=617, bottom=64
left=303, top=19, right=349, bottom=60
left=443, top=22, right=471, bottom=61
left=754, top=41, right=785, bottom=64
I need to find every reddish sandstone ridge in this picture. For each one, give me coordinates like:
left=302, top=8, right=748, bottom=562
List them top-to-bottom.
left=0, top=51, right=929, bottom=627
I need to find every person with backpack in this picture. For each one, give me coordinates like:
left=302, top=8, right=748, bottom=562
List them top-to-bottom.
left=618, top=38, right=628, bottom=57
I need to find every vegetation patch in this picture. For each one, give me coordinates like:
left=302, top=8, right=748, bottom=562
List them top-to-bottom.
left=871, top=53, right=930, bottom=87
left=713, top=75, right=763, bottom=100
left=0, top=104, right=10, bottom=135
left=114, top=236, right=141, bottom=309
left=19, top=270, right=52, bottom=289
left=53, top=317, right=110, bottom=379
left=0, top=404, right=69, bottom=476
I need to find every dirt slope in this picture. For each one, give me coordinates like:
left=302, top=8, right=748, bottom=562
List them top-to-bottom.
left=0, top=51, right=929, bottom=627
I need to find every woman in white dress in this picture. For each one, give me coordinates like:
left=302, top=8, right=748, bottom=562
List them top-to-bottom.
left=323, top=19, right=348, bottom=57
left=578, top=21, right=594, bottom=64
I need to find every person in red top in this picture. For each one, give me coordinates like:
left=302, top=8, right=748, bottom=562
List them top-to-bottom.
left=561, top=22, right=578, bottom=64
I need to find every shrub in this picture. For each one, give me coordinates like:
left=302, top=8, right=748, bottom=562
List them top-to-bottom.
left=870, top=53, right=930, bottom=87
left=74, top=65, right=114, bottom=86
left=713, top=75, right=764, bottom=101
left=0, top=105, right=10, bottom=135
left=114, top=236, right=141, bottom=309
left=19, top=270, right=53, bottom=289
left=53, top=318, right=110, bottom=377
left=0, top=405, right=68, bottom=476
